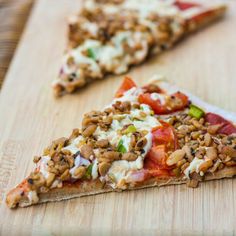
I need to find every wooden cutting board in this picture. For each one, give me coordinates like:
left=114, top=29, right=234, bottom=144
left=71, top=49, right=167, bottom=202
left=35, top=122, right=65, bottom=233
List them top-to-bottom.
left=0, top=0, right=236, bottom=235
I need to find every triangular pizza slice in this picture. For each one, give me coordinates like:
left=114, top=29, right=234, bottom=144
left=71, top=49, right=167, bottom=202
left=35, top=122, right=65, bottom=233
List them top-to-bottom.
left=53, top=0, right=227, bottom=96
left=6, top=76, right=236, bottom=208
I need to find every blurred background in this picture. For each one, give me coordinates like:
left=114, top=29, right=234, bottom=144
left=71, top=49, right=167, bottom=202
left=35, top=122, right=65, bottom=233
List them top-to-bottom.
left=0, top=0, right=34, bottom=88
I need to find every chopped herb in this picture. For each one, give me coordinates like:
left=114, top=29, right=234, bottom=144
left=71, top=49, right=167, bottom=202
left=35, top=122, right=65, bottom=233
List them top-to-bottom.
left=87, top=48, right=97, bottom=60
left=189, top=104, right=205, bottom=119
left=122, top=125, right=136, bottom=134
left=117, top=139, right=127, bottom=153
left=85, top=164, right=93, bottom=179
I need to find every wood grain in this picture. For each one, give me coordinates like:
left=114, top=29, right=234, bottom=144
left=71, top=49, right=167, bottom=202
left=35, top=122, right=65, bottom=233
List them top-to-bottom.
left=0, top=0, right=236, bottom=235
left=0, top=0, right=34, bottom=88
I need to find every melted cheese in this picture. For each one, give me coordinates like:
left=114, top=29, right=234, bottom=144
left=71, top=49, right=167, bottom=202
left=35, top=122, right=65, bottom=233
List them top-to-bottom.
left=100, top=0, right=180, bottom=17
left=123, top=0, right=179, bottom=17
left=81, top=22, right=98, bottom=36
left=62, top=29, right=151, bottom=79
left=113, top=87, right=143, bottom=104
left=150, top=93, right=166, bottom=105
left=93, top=94, right=161, bottom=188
left=143, top=132, right=152, bottom=156
left=121, top=135, right=131, bottom=152
left=62, top=136, right=84, bottom=154
left=38, top=156, right=50, bottom=179
left=108, top=156, right=143, bottom=186
left=184, top=157, right=205, bottom=178
left=92, top=159, right=98, bottom=180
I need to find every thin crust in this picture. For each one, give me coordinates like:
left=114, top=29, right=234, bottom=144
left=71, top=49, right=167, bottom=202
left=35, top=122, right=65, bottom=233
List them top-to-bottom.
left=186, top=5, right=227, bottom=32
left=6, top=78, right=236, bottom=208
left=7, top=166, right=236, bottom=208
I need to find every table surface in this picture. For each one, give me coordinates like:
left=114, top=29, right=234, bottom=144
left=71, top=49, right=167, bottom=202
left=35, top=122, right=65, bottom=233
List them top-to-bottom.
left=0, top=0, right=236, bottom=235
left=0, top=0, right=33, bottom=88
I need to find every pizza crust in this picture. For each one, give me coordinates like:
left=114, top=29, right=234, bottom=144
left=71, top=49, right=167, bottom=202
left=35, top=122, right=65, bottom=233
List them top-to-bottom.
left=186, top=5, right=227, bottom=32
left=6, top=78, right=236, bottom=208
left=7, top=166, right=236, bottom=208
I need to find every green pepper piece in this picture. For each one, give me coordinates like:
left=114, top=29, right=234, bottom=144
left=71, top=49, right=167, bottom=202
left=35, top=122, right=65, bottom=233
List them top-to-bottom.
left=87, top=48, right=96, bottom=60
left=188, top=104, right=205, bottom=119
left=122, top=125, right=136, bottom=134
left=117, top=139, right=127, bottom=153
left=85, top=164, right=93, bottom=179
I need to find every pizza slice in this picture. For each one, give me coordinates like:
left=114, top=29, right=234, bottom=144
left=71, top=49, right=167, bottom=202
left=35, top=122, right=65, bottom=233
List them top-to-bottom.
left=53, top=0, right=227, bottom=96
left=6, top=76, right=236, bottom=208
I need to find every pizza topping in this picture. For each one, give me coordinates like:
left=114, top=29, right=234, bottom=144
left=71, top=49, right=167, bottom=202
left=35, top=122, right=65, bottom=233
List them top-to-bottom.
left=53, top=0, right=226, bottom=96
left=54, top=0, right=194, bottom=95
left=174, top=1, right=201, bottom=11
left=115, top=76, right=137, bottom=98
left=10, top=79, right=236, bottom=208
left=138, top=91, right=189, bottom=114
left=29, top=100, right=236, bottom=193
left=188, top=104, right=205, bottom=119
left=162, top=111, right=236, bottom=183
left=205, top=113, right=236, bottom=135
left=117, top=138, right=128, bottom=153
left=80, top=144, right=95, bottom=159
left=166, top=149, right=185, bottom=166
left=69, top=153, right=90, bottom=179
left=107, top=156, right=143, bottom=189
left=184, top=157, right=205, bottom=178
left=91, top=160, right=99, bottom=179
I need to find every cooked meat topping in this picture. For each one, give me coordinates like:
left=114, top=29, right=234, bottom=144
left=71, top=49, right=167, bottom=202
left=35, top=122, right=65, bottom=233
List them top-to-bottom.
left=53, top=0, right=189, bottom=95
left=163, top=112, right=236, bottom=187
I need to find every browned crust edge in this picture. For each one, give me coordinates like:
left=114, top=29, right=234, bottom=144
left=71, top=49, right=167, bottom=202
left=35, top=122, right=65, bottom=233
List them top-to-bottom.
left=186, top=5, right=227, bottom=33
left=7, top=166, right=235, bottom=208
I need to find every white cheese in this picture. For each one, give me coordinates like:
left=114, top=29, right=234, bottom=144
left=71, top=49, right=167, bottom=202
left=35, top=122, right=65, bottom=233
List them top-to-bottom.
left=84, top=0, right=96, bottom=11
left=85, top=0, right=184, bottom=22
left=122, top=0, right=179, bottom=18
left=103, top=4, right=119, bottom=14
left=139, top=19, right=158, bottom=35
left=81, top=22, right=98, bottom=36
left=113, top=31, right=132, bottom=46
left=99, top=45, right=123, bottom=67
left=72, top=51, right=100, bottom=72
left=113, top=87, right=143, bottom=104
left=150, top=93, right=166, bottom=105
left=140, top=104, right=152, bottom=113
left=133, top=116, right=160, bottom=131
left=94, top=126, right=120, bottom=146
left=143, top=132, right=152, bottom=156
left=120, top=135, right=131, bottom=152
left=62, top=136, right=84, bottom=154
left=62, top=143, right=79, bottom=155
left=38, top=156, right=50, bottom=179
left=108, top=156, right=143, bottom=186
left=184, top=157, right=205, bottom=178
left=92, top=159, right=98, bottom=180
left=27, top=191, right=39, bottom=204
